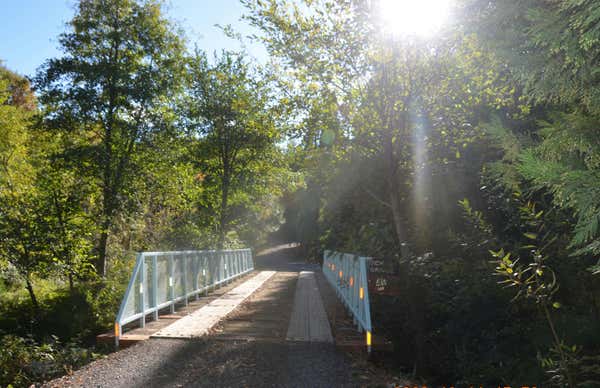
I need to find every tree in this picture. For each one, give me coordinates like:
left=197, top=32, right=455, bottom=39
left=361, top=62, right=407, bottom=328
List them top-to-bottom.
left=35, top=0, right=186, bottom=276
left=243, top=0, right=515, bottom=252
left=464, top=0, right=600, bottom=260
left=184, top=51, right=282, bottom=248
left=0, top=66, right=49, bottom=309
left=35, top=133, right=97, bottom=291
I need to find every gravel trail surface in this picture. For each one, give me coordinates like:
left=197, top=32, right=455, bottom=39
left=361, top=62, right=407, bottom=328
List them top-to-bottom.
left=46, top=338, right=357, bottom=387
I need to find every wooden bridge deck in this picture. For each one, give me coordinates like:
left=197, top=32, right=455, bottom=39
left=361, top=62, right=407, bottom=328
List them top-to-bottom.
left=286, top=271, right=333, bottom=342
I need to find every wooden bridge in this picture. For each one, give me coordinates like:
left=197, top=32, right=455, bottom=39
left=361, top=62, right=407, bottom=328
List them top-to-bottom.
left=46, top=244, right=391, bottom=387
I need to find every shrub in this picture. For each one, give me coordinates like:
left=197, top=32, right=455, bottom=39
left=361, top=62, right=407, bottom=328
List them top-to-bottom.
left=0, top=334, right=100, bottom=387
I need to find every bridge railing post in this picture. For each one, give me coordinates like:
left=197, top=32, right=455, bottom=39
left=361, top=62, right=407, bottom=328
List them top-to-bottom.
left=211, top=251, right=216, bottom=287
left=224, top=251, right=227, bottom=278
left=231, top=251, right=235, bottom=278
left=202, top=252, right=207, bottom=294
left=227, top=252, right=232, bottom=282
left=169, top=253, right=175, bottom=313
left=194, top=253, right=200, bottom=301
left=182, top=254, right=188, bottom=306
left=139, top=255, right=145, bottom=328
left=152, top=255, right=158, bottom=321
left=360, top=256, right=372, bottom=353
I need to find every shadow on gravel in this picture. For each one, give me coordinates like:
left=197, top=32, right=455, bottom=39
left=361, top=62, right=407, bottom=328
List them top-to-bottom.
left=136, top=338, right=355, bottom=388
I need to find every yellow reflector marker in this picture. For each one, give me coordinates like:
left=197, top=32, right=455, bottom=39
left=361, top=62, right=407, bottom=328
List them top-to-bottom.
left=360, top=287, right=364, bottom=299
left=114, top=323, right=120, bottom=337
left=366, top=331, right=372, bottom=346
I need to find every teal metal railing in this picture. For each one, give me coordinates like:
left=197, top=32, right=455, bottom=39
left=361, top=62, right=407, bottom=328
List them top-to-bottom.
left=114, top=249, right=253, bottom=346
left=322, top=250, right=373, bottom=351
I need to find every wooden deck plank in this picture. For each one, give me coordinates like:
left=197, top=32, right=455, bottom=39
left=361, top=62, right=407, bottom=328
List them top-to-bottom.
left=151, top=271, right=276, bottom=339
left=286, top=271, right=333, bottom=343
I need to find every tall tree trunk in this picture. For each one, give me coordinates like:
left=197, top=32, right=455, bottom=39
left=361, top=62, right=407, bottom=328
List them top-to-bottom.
left=379, top=52, right=409, bottom=251
left=99, top=63, right=115, bottom=277
left=384, top=124, right=406, bottom=248
left=98, top=129, right=116, bottom=277
left=218, top=173, right=230, bottom=250
left=389, top=185, right=406, bottom=246
left=97, top=215, right=111, bottom=277
left=25, top=272, right=39, bottom=312
left=69, top=272, right=74, bottom=294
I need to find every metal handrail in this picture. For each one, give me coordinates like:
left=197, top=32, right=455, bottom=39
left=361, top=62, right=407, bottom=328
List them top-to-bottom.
left=114, top=248, right=253, bottom=346
left=322, top=250, right=372, bottom=351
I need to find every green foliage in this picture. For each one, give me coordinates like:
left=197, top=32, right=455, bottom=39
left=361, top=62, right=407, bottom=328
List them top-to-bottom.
left=35, top=0, right=187, bottom=275
left=244, top=0, right=518, bottom=255
left=465, top=0, right=600, bottom=114
left=466, top=0, right=600, bottom=260
left=184, top=50, right=290, bottom=248
left=0, top=66, right=53, bottom=309
left=518, top=113, right=600, bottom=257
left=467, top=191, right=600, bottom=386
left=489, top=201, right=559, bottom=306
left=0, top=334, right=101, bottom=387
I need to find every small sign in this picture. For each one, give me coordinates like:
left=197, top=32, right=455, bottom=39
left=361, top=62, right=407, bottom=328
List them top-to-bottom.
left=367, top=259, right=401, bottom=296
left=367, top=273, right=402, bottom=296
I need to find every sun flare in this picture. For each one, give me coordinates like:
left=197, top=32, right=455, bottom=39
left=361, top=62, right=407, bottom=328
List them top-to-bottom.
left=377, top=0, right=452, bottom=37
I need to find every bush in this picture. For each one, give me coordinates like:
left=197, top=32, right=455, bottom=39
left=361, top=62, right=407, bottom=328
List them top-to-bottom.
left=370, top=252, right=546, bottom=386
left=0, top=286, right=97, bottom=343
left=0, top=334, right=101, bottom=387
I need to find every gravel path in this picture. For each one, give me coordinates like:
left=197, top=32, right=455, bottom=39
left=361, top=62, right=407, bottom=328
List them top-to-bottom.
left=46, top=338, right=357, bottom=387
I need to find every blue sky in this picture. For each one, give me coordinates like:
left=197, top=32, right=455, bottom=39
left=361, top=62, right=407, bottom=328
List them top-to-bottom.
left=0, top=0, right=267, bottom=77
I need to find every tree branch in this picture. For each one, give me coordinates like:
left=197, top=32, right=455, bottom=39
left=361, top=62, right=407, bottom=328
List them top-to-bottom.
left=361, top=185, right=392, bottom=208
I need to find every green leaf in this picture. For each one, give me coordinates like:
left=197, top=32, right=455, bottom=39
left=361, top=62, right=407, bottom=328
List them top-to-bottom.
left=521, top=244, right=537, bottom=249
